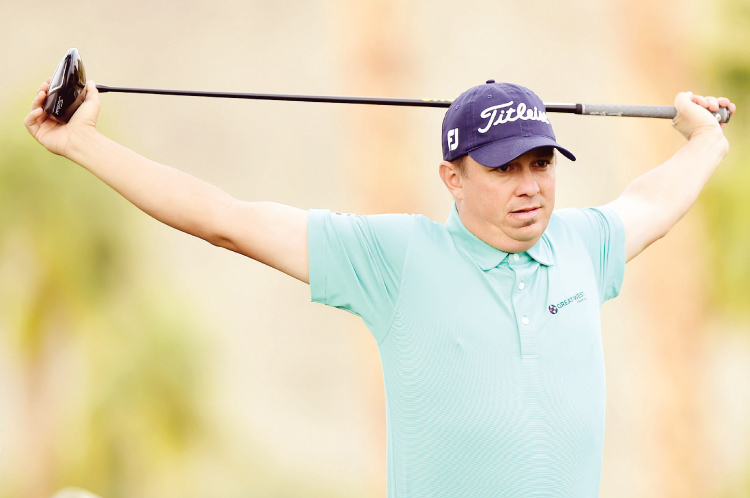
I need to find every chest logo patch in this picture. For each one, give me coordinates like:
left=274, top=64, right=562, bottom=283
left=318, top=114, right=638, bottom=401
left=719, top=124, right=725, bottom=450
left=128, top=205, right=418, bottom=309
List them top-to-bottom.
left=549, top=291, right=587, bottom=314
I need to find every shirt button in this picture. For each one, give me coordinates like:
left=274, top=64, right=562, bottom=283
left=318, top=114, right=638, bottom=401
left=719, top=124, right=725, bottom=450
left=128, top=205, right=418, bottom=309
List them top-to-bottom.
left=513, top=254, right=519, bottom=261
left=519, top=282, right=525, bottom=290
left=522, top=316, right=529, bottom=325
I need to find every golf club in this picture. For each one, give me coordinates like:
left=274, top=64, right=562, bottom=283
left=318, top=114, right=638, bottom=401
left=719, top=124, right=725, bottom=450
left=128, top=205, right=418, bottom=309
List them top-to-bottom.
left=43, top=48, right=732, bottom=124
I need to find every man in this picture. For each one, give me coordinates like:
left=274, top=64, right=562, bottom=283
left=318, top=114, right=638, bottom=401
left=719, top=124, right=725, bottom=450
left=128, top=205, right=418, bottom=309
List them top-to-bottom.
left=26, top=78, right=734, bottom=497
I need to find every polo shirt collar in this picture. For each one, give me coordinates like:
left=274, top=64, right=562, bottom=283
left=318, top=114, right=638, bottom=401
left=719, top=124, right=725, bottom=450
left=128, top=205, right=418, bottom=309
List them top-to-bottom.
left=445, top=202, right=554, bottom=270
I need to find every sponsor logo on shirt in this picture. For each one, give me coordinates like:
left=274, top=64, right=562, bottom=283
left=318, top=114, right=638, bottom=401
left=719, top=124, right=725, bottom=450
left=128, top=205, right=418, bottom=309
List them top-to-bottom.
left=549, top=291, right=587, bottom=314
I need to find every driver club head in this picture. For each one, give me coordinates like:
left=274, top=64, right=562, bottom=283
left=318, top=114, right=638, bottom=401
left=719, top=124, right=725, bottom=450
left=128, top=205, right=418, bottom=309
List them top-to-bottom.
left=43, top=48, right=87, bottom=123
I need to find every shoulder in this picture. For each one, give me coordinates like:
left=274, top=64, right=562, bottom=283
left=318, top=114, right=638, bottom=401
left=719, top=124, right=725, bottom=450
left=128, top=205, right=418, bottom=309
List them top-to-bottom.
left=552, top=205, right=620, bottom=225
left=542, top=206, right=625, bottom=265
left=549, top=206, right=623, bottom=240
left=308, top=209, right=455, bottom=249
left=309, top=209, right=418, bottom=232
left=308, top=210, right=430, bottom=262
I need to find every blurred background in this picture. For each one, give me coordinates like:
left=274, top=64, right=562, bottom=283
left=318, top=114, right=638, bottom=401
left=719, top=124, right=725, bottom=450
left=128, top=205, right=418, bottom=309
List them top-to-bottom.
left=0, top=0, right=749, bottom=497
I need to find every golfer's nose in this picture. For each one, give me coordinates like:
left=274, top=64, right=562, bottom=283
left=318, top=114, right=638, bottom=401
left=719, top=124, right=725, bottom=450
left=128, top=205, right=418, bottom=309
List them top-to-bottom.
left=515, top=167, right=540, bottom=197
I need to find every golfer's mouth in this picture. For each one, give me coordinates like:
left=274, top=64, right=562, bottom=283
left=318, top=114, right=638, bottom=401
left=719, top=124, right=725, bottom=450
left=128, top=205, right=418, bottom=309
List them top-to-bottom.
left=509, top=207, right=541, bottom=220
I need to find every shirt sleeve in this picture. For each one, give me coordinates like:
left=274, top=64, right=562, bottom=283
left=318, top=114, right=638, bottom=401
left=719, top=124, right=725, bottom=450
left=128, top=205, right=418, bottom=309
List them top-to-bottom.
left=554, top=205, right=626, bottom=304
left=308, top=209, right=415, bottom=343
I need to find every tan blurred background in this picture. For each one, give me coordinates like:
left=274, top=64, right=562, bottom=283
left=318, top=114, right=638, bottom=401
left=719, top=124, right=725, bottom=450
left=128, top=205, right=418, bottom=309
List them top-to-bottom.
left=1, top=0, right=749, bottom=497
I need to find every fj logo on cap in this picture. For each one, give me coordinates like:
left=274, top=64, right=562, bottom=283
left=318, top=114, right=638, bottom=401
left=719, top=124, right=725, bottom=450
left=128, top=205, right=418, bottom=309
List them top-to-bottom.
left=447, top=128, right=459, bottom=151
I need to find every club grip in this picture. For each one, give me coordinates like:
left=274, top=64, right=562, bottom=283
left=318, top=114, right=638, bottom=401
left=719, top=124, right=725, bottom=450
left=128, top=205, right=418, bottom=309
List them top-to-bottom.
left=581, top=104, right=730, bottom=123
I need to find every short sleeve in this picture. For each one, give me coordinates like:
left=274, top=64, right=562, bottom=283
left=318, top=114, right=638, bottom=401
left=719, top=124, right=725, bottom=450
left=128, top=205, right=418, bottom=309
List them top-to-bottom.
left=554, top=206, right=626, bottom=304
left=308, top=209, right=415, bottom=342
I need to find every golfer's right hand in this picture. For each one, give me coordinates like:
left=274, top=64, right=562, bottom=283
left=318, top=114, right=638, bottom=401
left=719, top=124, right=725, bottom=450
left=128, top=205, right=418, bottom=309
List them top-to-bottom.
left=24, top=78, right=100, bottom=157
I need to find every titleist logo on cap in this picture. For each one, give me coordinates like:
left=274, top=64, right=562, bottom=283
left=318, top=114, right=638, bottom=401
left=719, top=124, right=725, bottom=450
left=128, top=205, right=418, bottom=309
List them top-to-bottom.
left=441, top=81, right=576, bottom=167
left=478, top=101, right=550, bottom=133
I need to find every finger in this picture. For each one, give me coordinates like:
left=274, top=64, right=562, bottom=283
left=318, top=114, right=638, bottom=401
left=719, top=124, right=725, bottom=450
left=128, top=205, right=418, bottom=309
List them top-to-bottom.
left=47, top=76, right=52, bottom=83
left=35, top=79, right=49, bottom=95
left=32, top=87, right=49, bottom=109
left=31, top=89, right=46, bottom=110
left=693, top=95, right=709, bottom=108
left=705, top=96, right=719, bottom=112
left=718, top=100, right=735, bottom=130
left=722, top=102, right=737, bottom=130
left=24, top=106, right=42, bottom=125
left=24, top=107, right=44, bottom=135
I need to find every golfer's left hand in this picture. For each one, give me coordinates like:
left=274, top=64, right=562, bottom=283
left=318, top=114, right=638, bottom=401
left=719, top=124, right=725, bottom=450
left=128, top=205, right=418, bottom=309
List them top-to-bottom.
left=25, top=78, right=101, bottom=158
left=672, top=91, right=736, bottom=140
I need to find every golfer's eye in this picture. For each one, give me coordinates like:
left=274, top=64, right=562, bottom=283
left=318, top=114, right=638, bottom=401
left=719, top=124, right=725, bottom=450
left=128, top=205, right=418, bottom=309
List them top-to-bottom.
left=535, top=160, right=550, bottom=167
left=495, top=164, right=510, bottom=172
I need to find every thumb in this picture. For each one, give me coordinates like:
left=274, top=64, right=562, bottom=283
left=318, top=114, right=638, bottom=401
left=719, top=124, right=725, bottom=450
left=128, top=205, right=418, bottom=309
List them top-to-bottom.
left=69, top=80, right=101, bottom=127
left=85, top=80, right=100, bottom=104
left=670, top=91, right=692, bottom=139
left=671, top=91, right=716, bottom=140
left=674, top=91, right=694, bottom=113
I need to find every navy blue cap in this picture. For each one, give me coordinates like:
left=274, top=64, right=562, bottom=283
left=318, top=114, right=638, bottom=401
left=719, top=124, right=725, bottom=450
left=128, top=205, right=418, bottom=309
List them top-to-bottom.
left=442, top=81, right=575, bottom=167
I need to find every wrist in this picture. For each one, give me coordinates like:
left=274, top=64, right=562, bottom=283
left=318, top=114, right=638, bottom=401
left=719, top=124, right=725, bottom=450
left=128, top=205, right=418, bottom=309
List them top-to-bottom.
left=66, top=125, right=101, bottom=163
left=688, top=125, right=722, bottom=140
left=688, top=127, right=729, bottom=156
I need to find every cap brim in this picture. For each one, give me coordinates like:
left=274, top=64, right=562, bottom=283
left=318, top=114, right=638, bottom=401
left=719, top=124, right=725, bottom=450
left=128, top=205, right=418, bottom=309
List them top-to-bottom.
left=468, top=135, right=576, bottom=167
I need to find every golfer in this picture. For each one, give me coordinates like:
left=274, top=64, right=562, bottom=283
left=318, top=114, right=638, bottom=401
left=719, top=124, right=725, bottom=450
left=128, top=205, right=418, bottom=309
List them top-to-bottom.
left=25, top=79, right=735, bottom=497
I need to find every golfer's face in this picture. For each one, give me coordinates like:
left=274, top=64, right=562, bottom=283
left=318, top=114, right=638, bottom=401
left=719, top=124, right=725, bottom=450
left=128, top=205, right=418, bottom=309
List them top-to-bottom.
left=460, top=147, right=556, bottom=252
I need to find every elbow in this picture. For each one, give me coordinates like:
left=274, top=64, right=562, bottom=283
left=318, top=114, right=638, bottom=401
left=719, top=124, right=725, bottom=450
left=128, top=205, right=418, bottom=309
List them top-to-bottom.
left=207, top=197, right=240, bottom=251
left=208, top=232, right=237, bottom=251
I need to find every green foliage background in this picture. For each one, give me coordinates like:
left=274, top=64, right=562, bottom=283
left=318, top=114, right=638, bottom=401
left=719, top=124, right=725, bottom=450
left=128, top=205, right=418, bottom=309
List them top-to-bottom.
left=700, top=0, right=750, bottom=321
left=0, top=94, right=211, bottom=498
left=0, top=95, right=350, bottom=498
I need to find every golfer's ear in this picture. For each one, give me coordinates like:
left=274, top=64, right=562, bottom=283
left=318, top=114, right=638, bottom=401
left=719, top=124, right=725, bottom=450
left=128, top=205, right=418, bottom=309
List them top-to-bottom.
left=439, top=160, right=464, bottom=200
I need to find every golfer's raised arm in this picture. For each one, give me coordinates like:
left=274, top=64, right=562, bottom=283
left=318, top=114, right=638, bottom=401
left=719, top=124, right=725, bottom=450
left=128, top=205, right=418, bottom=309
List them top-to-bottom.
left=25, top=79, right=310, bottom=284
left=605, top=92, right=735, bottom=263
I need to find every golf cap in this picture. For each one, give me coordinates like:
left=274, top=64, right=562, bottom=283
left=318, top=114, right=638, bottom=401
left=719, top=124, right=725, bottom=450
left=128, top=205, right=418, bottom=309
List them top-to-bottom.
left=442, top=80, right=576, bottom=167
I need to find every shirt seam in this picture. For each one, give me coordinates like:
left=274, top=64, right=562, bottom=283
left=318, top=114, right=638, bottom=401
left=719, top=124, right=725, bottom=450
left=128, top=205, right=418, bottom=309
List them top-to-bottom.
left=594, top=205, right=626, bottom=302
left=563, top=207, right=606, bottom=306
left=308, top=210, right=329, bottom=305
left=377, top=216, right=416, bottom=347
left=323, top=217, right=329, bottom=303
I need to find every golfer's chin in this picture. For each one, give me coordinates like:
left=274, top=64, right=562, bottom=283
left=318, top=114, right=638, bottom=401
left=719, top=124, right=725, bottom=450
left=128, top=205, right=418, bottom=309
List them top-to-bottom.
left=502, top=217, right=547, bottom=250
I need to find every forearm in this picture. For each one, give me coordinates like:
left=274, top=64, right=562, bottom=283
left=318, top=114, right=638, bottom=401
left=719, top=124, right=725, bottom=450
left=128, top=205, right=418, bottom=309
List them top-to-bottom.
left=67, top=128, right=236, bottom=244
left=621, top=130, right=729, bottom=229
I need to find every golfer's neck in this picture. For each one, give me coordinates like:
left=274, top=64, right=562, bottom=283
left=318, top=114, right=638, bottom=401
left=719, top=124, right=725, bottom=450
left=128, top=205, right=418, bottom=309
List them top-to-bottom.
left=457, top=207, right=542, bottom=255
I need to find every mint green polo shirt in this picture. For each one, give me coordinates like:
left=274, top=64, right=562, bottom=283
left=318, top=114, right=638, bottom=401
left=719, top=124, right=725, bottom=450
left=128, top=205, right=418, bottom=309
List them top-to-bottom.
left=308, top=202, right=625, bottom=498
